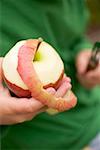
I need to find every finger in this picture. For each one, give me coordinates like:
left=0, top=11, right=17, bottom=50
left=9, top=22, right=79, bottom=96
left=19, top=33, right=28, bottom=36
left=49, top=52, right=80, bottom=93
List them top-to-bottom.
left=76, top=51, right=91, bottom=74
left=86, top=65, right=100, bottom=83
left=61, top=74, right=71, bottom=84
left=77, top=74, right=97, bottom=89
left=55, top=77, right=71, bottom=98
left=46, top=87, right=56, bottom=95
left=10, top=97, right=44, bottom=114
left=0, top=103, right=46, bottom=125
left=20, top=105, right=47, bottom=117
left=37, top=106, right=48, bottom=114
left=1, top=109, right=45, bottom=124
left=12, top=109, right=45, bottom=124
left=0, top=113, right=35, bottom=125
left=15, top=113, right=36, bottom=123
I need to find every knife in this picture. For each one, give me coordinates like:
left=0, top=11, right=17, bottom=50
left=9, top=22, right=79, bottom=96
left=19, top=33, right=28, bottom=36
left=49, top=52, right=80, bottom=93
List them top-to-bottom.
left=86, top=42, right=100, bottom=71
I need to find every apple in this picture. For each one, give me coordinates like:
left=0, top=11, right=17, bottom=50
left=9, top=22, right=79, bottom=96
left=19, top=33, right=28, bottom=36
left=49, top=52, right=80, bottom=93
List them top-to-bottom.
left=2, top=38, right=77, bottom=112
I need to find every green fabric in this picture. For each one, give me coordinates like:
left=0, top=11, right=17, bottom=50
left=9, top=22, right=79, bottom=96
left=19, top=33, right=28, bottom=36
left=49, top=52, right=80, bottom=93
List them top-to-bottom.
left=0, top=0, right=100, bottom=150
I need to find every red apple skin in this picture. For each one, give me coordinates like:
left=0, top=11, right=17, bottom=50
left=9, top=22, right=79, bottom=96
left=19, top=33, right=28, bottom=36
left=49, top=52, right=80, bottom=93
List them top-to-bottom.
left=3, top=71, right=64, bottom=98
left=3, top=74, right=31, bottom=98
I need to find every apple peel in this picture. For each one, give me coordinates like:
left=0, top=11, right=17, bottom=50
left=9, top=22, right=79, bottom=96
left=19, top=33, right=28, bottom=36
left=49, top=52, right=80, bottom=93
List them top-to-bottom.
left=17, top=39, right=77, bottom=112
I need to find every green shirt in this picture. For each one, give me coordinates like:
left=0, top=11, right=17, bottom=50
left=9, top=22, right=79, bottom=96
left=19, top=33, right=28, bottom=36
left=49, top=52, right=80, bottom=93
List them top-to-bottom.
left=0, top=0, right=100, bottom=150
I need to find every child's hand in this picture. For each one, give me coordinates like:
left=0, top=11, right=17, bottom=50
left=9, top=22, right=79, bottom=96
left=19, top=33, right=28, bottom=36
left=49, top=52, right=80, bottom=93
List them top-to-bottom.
left=76, top=50, right=100, bottom=89
left=0, top=58, right=45, bottom=125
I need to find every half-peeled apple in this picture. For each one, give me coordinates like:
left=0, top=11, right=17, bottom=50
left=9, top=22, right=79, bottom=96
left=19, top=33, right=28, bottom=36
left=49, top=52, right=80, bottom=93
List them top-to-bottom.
left=2, top=38, right=77, bottom=113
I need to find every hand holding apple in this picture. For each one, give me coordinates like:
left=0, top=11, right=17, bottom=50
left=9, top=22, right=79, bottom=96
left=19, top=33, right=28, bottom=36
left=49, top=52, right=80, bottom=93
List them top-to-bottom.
left=2, top=38, right=77, bottom=112
left=76, top=50, right=100, bottom=89
left=0, top=57, right=72, bottom=124
left=0, top=58, right=45, bottom=125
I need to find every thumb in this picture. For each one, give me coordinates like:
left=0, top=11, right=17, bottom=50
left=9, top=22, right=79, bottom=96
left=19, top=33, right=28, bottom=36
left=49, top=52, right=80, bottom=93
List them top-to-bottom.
left=76, top=50, right=91, bottom=74
left=13, top=88, right=56, bottom=114
left=10, top=97, right=44, bottom=114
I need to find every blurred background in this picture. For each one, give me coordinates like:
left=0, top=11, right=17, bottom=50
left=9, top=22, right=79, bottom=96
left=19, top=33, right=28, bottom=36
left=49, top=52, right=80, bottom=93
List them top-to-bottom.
left=87, top=0, right=100, bottom=42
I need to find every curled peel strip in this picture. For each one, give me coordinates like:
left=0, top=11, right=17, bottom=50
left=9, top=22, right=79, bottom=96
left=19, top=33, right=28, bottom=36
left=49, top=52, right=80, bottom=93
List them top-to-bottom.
left=17, top=39, right=77, bottom=112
